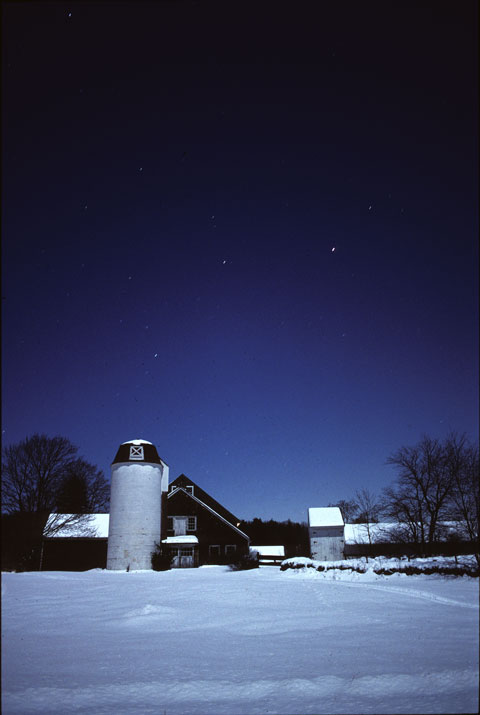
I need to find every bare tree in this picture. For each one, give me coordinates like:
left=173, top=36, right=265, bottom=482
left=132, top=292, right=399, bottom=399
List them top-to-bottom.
left=384, top=433, right=478, bottom=556
left=1, top=434, right=109, bottom=568
left=2, top=434, right=77, bottom=514
left=444, top=435, right=479, bottom=565
left=55, top=459, right=109, bottom=514
left=354, top=488, right=382, bottom=553
left=328, top=499, right=359, bottom=524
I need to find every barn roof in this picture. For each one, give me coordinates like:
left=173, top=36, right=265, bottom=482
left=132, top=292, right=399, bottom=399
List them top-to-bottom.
left=112, top=439, right=166, bottom=466
left=169, top=474, right=240, bottom=525
left=168, top=487, right=250, bottom=541
left=308, top=507, right=344, bottom=527
left=45, top=514, right=109, bottom=538
left=343, top=521, right=468, bottom=544
left=251, top=545, right=285, bottom=556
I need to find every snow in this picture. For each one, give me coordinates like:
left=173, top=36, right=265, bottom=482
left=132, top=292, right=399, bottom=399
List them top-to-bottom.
left=121, top=439, right=153, bottom=445
left=308, top=506, right=344, bottom=527
left=46, top=514, right=109, bottom=538
left=344, top=522, right=399, bottom=543
left=344, top=522, right=468, bottom=543
left=162, top=535, right=199, bottom=545
left=251, top=545, right=285, bottom=556
left=281, top=554, right=478, bottom=577
left=2, top=563, right=478, bottom=714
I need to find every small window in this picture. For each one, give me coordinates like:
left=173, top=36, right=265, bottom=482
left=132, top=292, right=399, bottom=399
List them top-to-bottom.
left=129, top=445, right=144, bottom=460
left=169, top=484, right=178, bottom=493
left=185, top=485, right=194, bottom=495
left=187, top=516, right=197, bottom=531
left=209, top=545, right=221, bottom=558
left=225, top=545, right=236, bottom=555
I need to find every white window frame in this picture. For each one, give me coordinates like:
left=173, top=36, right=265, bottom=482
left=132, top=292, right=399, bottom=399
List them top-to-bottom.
left=129, top=445, right=144, bottom=460
left=185, top=485, right=194, bottom=495
left=187, top=516, right=197, bottom=531
left=225, top=544, right=236, bottom=555
left=209, top=545, right=221, bottom=558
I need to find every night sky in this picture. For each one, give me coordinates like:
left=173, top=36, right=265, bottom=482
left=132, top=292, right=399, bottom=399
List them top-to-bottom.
left=2, top=1, right=478, bottom=522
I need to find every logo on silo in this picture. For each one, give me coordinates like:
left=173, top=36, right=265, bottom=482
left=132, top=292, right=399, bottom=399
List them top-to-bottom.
left=129, top=445, right=144, bottom=460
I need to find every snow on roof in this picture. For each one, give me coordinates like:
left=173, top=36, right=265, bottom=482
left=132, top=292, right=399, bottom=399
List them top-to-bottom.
left=121, top=439, right=153, bottom=445
left=308, top=507, right=344, bottom=527
left=45, top=514, right=109, bottom=538
left=344, top=521, right=468, bottom=544
left=344, top=523, right=395, bottom=544
left=162, top=535, right=199, bottom=545
left=251, top=545, right=285, bottom=556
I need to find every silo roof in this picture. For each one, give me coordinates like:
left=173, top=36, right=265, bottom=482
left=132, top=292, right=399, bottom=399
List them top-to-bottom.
left=112, top=439, right=163, bottom=465
left=308, top=507, right=344, bottom=527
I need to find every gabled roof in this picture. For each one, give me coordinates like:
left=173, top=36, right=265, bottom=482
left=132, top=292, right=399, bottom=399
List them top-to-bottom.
left=112, top=439, right=166, bottom=466
left=169, top=474, right=240, bottom=525
left=168, top=487, right=249, bottom=541
left=308, top=507, right=344, bottom=527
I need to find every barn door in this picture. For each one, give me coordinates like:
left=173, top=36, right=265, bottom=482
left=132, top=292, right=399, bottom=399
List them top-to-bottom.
left=178, top=547, right=194, bottom=568
left=179, top=554, right=194, bottom=567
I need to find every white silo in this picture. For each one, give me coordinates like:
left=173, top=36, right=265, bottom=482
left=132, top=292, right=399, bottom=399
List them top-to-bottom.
left=107, top=439, right=169, bottom=570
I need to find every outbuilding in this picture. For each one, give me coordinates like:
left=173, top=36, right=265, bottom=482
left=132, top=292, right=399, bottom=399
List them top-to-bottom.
left=308, top=507, right=345, bottom=561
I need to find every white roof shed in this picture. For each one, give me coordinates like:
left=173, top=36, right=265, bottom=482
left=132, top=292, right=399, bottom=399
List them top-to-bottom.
left=308, top=507, right=344, bottom=527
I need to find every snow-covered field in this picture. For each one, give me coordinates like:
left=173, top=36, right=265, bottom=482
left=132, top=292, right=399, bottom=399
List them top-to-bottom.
left=2, top=564, right=478, bottom=714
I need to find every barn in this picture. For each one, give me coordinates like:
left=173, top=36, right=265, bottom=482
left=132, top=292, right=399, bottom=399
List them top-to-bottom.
left=42, top=473, right=250, bottom=570
left=164, top=474, right=250, bottom=567
left=308, top=507, right=345, bottom=561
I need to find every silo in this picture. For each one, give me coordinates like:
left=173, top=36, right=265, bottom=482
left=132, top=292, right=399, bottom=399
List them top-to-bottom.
left=107, top=439, right=169, bottom=570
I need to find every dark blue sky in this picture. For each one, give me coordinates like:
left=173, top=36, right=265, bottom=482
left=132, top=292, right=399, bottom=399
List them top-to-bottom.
left=2, top=1, right=478, bottom=522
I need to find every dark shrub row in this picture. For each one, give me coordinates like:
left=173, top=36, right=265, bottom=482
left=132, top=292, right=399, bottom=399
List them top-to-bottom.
left=229, top=553, right=260, bottom=571
left=280, top=561, right=479, bottom=577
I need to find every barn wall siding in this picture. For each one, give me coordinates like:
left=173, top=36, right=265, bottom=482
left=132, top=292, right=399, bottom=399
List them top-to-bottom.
left=167, top=490, right=249, bottom=565
left=310, top=534, right=345, bottom=561
left=42, top=538, right=108, bottom=571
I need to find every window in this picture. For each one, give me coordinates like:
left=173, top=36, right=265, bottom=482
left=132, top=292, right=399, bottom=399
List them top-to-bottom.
left=129, top=445, right=144, bottom=460
left=169, top=484, right=178, bottom=493
left=185, top=485, right=194, bottom=495
left=187, top=516, right=197, bottom=531
left=209, top=545, right=221, bottom=558
left=225, top=545, right=236, bottom=555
